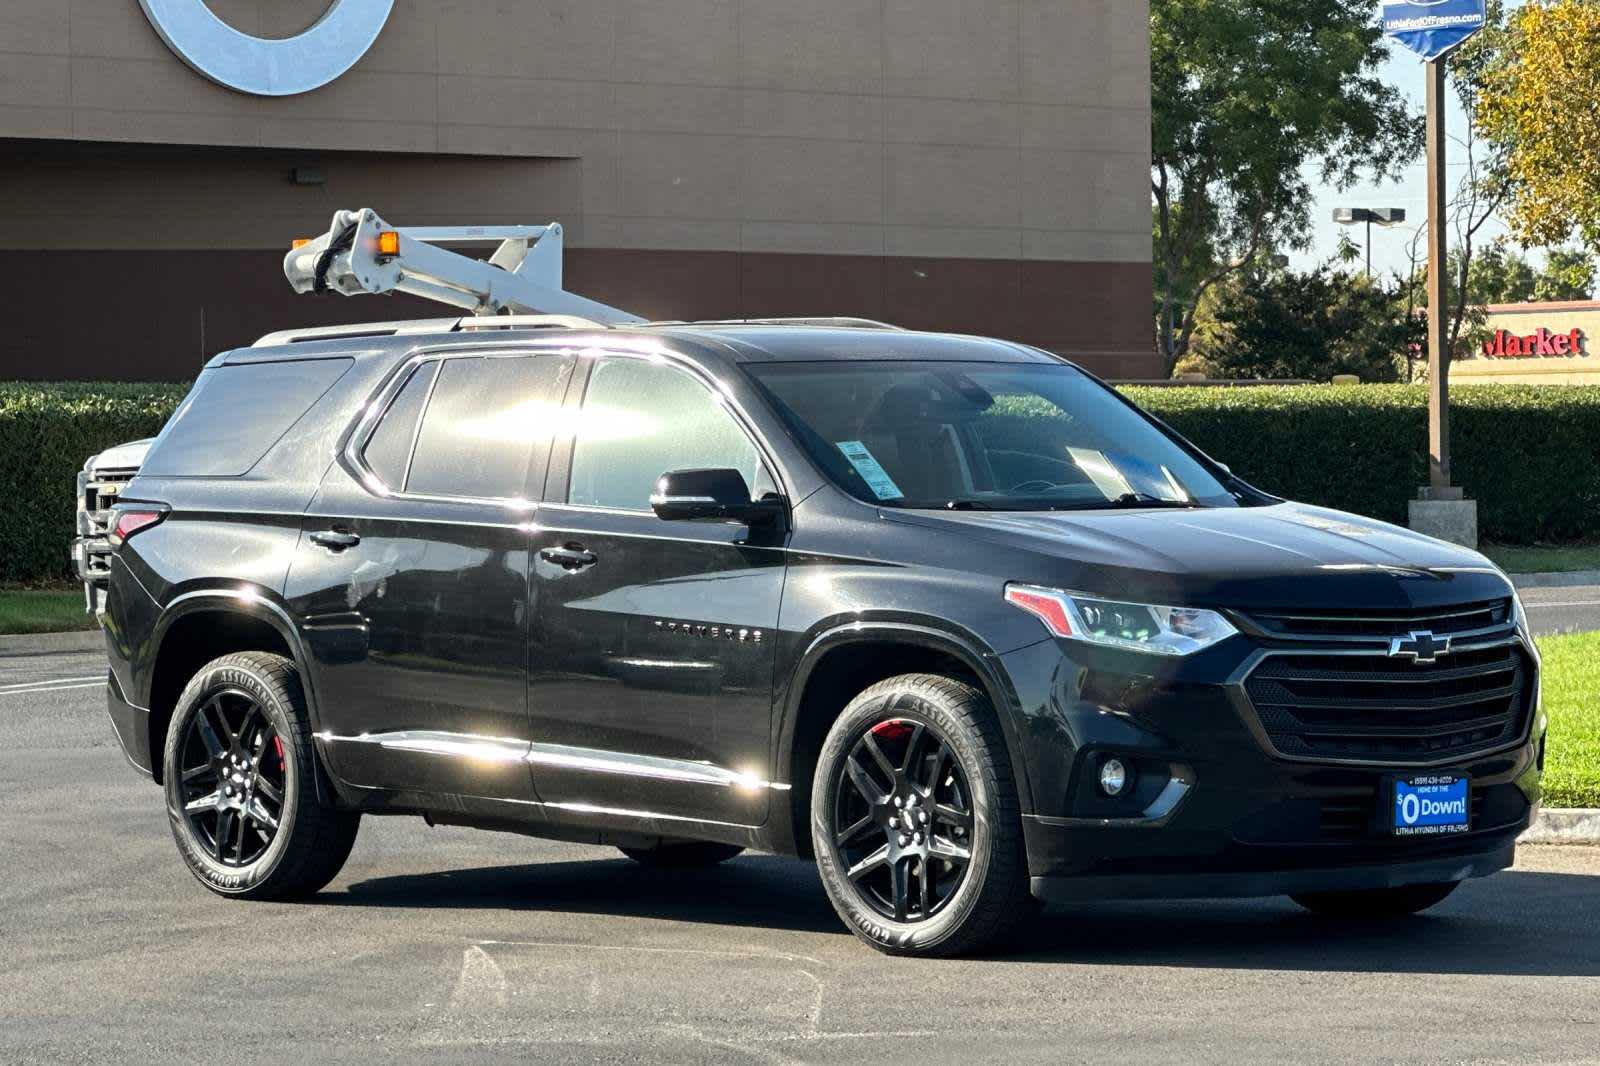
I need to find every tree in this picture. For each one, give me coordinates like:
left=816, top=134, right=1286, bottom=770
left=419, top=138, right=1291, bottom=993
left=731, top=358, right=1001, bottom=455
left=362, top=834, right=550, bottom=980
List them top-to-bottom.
left=1151, top=0, right=1421, bottom=377
left=1478, top=0, right=1600, bottom=253
left=1399, top=241, right=1595, bottom=310
left=1533, top=247, right=1597, bottom=301
left=1201, top=266, right=1414, bottom=383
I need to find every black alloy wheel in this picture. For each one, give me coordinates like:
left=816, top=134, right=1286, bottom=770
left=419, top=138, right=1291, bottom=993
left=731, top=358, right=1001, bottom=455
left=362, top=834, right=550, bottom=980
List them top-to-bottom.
left=163, top=651, right=360, bottom=900
left=813, top=673, right=1031, bottom=957
left=175, top=688, right=287, bottom=867
left=832, top=717, right=976, bottom=923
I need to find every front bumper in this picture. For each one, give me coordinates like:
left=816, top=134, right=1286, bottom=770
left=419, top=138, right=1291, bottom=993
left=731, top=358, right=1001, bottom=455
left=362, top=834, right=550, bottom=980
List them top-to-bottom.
left=1001, top=629, right=1544, bottom=896
left=1031, top=836, right=1515, bottom=902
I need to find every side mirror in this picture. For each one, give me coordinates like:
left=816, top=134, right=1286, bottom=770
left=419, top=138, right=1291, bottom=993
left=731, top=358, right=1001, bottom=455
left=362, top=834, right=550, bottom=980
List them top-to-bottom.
left=650, top=469, right=785, bottom=526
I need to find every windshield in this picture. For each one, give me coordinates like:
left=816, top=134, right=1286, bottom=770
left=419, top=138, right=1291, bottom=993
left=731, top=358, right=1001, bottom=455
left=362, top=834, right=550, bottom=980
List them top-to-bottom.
left=746, top=360, right=1237, bottom=510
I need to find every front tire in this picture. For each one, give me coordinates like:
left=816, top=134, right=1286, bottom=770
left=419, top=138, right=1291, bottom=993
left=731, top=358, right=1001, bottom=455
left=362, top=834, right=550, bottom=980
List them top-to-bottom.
left=162, top=652, right=359, bottom=900
left=812, top=673, right=1030, bottom=957
left=1290, top=881, right=1460, bottom=918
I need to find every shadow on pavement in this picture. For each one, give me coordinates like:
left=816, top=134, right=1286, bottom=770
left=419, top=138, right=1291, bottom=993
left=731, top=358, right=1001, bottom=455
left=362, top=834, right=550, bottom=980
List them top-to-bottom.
left=338, top=853, right=846, bottom=935
left=336, top=859, right=1598, bottom=976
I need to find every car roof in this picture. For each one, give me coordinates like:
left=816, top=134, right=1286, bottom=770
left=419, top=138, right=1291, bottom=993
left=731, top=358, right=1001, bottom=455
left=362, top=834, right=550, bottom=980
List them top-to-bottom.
left=215, top=322, right=1068, bottom=371
left=640, top=325, right=1064, bottom=365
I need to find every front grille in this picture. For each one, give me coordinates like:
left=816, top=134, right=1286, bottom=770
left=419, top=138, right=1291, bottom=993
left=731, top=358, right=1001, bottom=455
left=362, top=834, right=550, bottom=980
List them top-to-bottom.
left=84, top=467, right=137, bottom=520
left=1243, top=599, right=1511, bottom=641
left=1243, top=641, right=1533, bottom=765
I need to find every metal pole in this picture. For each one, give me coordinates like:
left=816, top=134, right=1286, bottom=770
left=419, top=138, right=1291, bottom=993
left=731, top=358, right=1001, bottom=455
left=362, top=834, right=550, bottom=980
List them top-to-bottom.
left=1425, top=59, right=1452, bottom=491
left=1366, top=217, right=1373, bottom=278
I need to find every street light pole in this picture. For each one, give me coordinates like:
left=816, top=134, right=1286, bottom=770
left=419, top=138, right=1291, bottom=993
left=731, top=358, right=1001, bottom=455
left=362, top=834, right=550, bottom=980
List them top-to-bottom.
left=1425, top=58, right=1453, bottom=493
left=1333, top=207, right=1405, bottom=278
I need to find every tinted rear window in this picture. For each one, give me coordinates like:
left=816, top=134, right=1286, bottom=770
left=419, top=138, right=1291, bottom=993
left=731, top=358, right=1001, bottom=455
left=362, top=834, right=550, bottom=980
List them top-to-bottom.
left=404, top=353, right=573, bottom=499
left=142, top=358, right=353, bottom=477
left=360, top=361, right=438, bottom=490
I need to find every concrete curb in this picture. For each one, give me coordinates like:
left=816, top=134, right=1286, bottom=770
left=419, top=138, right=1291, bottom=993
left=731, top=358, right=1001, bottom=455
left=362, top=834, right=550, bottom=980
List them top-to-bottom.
left=1510, top=570, right=1600, bottom=589
left=0, top=629, right=104, bottom=656
left=1521, top=809, right=1600, bottom=844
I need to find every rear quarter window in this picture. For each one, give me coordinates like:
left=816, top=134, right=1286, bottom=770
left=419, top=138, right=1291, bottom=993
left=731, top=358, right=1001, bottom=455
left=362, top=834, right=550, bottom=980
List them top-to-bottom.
left=141, top=358, right=353, bottom=477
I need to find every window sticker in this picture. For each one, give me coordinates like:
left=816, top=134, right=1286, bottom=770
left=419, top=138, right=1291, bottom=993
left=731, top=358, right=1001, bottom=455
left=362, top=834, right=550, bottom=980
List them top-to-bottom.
left=835, top=440, right=905, bottom=501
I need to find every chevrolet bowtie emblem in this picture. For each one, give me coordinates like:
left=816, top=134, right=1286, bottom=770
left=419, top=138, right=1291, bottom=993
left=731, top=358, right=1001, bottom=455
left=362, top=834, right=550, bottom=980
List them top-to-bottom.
left=1389, top=630, right=1450, bottom=664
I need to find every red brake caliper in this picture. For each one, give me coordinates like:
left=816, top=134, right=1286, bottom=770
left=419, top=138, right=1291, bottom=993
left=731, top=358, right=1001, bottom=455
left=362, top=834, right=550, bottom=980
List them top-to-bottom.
left=870, top=719, right=914, bottom=741
left=273, top=736, right=286, bottom=773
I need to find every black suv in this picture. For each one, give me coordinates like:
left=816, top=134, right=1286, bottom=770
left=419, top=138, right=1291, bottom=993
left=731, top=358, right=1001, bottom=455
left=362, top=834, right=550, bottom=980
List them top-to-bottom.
left=101, top=321, right=1543, bottom=956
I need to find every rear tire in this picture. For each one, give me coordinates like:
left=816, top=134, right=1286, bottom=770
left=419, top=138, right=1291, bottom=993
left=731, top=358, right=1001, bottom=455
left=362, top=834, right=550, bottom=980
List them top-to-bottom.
left=162, top=652, right=359, bottom=900
left=811, top=673, right=1030, bottom=957
left=618, top=841, right=745, bottom=868
left=1290, top=881, right=1460, bottom=918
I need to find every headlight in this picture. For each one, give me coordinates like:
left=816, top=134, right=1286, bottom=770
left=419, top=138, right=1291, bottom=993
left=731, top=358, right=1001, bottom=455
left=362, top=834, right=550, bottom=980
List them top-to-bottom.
left=1004, top=583, right=1238, bottom=656
left=1510, top=587, right=1529, bottom=631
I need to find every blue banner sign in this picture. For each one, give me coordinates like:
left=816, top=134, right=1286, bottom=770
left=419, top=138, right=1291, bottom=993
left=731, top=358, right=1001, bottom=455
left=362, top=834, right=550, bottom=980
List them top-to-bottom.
left=1383, top=0, right=1487, bottom=61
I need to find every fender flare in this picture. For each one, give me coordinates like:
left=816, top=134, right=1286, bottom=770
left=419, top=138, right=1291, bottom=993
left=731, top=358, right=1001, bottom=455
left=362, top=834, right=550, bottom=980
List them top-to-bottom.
left=152, top=586, right=327, bottom=733
left=770, top=619, right=1036, bottom=856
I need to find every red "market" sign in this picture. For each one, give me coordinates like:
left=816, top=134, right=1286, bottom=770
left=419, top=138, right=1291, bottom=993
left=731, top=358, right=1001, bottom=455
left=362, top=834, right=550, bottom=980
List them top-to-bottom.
left=1482, top=327, right=1584, bottom=358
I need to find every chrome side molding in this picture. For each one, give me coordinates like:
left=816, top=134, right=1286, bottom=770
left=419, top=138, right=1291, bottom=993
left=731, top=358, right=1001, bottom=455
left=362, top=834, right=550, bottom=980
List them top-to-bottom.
left=315, top=730, right=790, bottom=791
left=315, top=730, right=530, bottom=764
left=527, top=741, right=789, bottom=791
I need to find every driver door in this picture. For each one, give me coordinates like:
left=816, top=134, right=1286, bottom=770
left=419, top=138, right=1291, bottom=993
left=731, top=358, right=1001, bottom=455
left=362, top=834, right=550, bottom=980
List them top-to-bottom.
left=526, top=353, right=788, bottom=825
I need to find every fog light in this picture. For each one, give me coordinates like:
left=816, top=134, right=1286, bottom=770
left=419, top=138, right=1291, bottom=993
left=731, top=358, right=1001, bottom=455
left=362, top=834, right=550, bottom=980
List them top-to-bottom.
left=1099, top=758, right=1128, bottom=797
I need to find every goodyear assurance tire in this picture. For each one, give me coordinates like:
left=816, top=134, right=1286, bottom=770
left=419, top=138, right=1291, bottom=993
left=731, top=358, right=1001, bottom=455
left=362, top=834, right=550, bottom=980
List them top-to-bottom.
left=162, top=652, right=359, bottom=899
left=812, top=673, right=1030, bottom=957
left=618, top=841, right=745, bottom=868
left=1290, top=881, right=1460, bottom=918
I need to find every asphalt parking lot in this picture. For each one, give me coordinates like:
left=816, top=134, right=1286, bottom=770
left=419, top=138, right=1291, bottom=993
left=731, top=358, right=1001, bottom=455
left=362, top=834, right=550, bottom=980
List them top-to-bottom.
left=1519, top=583, right=1600, bottom=636
left=4, top=640, right=1599, bottom=1065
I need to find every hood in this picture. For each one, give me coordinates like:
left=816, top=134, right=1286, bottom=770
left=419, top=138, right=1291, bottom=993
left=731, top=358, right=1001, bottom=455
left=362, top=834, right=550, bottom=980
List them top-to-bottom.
left=86, top=438, right=153, bottom=475
left=882, top=502, right=1513, bottom=612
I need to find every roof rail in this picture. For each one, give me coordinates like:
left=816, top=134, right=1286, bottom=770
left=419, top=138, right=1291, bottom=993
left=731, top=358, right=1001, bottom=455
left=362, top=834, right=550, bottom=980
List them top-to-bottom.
left=252, top=314, right=614, bottom=347
left=457, top=314, right=609, bottom=332
left=666, top=316, right=905, bottom=331
left=252, top=318, right=464, bottom=347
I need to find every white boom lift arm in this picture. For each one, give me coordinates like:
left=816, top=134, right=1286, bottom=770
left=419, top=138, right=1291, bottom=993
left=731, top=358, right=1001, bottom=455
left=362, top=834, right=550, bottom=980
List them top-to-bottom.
left=282, top=207, right=644, bottom=325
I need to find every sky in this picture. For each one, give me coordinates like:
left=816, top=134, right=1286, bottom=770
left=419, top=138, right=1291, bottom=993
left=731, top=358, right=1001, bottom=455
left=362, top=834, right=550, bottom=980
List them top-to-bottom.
left=1289, top=31, right=1515, bottom=279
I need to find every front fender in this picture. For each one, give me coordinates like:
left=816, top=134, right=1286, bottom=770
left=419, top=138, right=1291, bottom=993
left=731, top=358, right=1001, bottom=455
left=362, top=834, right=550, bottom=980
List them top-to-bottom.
left=768, top=616, right=1039, bottom=857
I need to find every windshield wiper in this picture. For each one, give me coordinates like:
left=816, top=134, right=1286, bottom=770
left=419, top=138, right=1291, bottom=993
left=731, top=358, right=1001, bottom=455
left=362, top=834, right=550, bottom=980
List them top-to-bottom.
left=1107, top=492, right=1201, bottom=509
left=942, top=499, right=995, bottom=510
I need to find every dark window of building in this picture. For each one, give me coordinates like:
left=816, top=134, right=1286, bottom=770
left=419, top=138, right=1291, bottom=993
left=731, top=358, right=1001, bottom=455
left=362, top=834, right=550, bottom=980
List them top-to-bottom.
left=406, top=354, right=572, bottom=500
left=142, top=357, right=353, bottom=477
left=567, top=357, right=761, bottom=511
left=360, top=361, right=438, bottom=491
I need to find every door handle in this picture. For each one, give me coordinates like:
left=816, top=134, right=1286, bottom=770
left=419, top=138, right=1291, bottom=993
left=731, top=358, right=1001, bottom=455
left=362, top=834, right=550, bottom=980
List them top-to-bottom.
left=309, top=530, right=361, bottom=551
left=540, top=544, right=598, bottom=570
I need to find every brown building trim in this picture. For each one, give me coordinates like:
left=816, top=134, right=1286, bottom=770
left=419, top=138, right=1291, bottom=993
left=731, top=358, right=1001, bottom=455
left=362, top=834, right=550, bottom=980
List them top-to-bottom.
left=0, top=248, right=1159, bottom=382
left=1482, top=299, right=1600, bottom=315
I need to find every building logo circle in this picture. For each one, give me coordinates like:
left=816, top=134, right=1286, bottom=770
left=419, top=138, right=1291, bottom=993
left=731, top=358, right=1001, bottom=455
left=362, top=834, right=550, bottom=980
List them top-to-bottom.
left=138, top=0, right=394, bottom=97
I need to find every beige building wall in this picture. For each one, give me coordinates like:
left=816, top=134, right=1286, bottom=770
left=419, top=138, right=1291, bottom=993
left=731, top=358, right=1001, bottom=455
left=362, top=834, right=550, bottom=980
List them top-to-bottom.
left=0, top=0, right=1155, bottom=379
left=1454, top=302, right=1600, bottom=386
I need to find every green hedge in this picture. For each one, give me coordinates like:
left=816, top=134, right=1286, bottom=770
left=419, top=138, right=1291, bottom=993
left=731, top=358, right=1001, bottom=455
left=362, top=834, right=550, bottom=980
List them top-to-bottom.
left=2, top=380, right=1598, bottom=583
left=0, top=383, right=187, bottom=582
left=1122, top=384, right=1600, bottom=546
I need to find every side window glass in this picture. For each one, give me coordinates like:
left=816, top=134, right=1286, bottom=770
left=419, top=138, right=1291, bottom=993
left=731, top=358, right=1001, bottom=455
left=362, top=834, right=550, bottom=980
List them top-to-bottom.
left=406, top=354, right=572, bottom=500
left=567, top=358, right=761, bottom=511
left=361, top=361, right=438, bottom=490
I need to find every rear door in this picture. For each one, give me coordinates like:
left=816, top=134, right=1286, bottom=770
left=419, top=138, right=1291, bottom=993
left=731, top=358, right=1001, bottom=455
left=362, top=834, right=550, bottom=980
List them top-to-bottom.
left=286, top=348, right=575, bottom=801
left=527, top=352, right=788, bottom=825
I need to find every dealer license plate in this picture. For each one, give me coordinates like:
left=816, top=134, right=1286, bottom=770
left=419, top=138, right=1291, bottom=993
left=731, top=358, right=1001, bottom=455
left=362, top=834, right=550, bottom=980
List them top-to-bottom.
left=1392, top=774, right=1470, bottom=836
